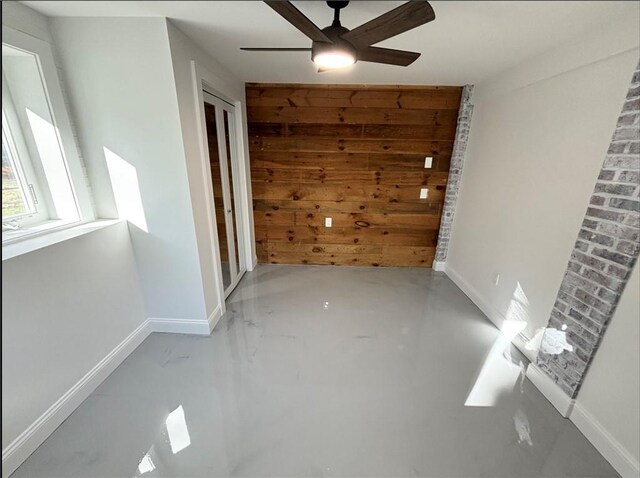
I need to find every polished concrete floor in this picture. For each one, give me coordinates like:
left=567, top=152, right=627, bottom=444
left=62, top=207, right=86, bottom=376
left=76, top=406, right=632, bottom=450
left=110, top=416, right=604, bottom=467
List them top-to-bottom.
left=14, top=265, right=618, bottom=477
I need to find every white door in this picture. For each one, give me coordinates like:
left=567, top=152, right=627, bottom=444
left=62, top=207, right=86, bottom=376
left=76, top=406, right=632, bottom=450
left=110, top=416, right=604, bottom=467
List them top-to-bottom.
left=203, top=91, right=245, bottom=297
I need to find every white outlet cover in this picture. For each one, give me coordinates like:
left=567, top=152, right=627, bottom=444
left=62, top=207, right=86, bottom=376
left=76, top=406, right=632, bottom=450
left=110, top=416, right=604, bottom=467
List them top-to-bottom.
left=424, top=157, right=433, bottom=168
left=419, top=188, right=429, bottom=199
left=325, top=217, right=332, bottom=227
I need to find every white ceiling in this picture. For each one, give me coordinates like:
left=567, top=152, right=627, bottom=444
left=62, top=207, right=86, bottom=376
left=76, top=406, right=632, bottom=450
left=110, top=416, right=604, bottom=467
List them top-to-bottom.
left=23, top=1, right=639, bottom=85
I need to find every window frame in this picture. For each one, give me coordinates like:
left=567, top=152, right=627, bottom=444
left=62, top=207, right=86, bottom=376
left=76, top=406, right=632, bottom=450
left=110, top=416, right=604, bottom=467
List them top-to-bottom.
left=2, top=25, right=94, bottom=244
left=2, top=84, right=50, bottom=227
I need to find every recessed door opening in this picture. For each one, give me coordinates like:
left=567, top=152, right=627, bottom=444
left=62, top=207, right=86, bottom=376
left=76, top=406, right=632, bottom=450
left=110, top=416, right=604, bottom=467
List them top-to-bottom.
left=203, top=91, right=245, bottom=299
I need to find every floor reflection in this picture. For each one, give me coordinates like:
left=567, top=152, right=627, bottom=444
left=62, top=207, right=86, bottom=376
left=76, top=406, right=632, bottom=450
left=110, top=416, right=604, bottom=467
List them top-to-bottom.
left=12, top=265, right=619, bottom=478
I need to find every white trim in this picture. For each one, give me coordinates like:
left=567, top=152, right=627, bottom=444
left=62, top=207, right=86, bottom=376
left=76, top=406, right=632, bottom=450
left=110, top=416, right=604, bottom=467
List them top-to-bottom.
left=2, top=26, right=95, bottom=224
left=2, top=219, right=122, bottom=261
left=432, top=260, right=446, bottom=271
left=149, top=304, right=222, bottom=336
left=0, top=306, right=225, bottom=476
left=1, top=319, right=153, bottom=478
left=526, top=363, right=575, bottom=417
left=570, top=402, right=640, bottom=477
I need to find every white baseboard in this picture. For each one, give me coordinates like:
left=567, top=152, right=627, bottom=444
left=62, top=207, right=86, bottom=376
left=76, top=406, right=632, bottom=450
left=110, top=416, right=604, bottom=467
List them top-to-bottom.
left=432, top=260, right=446, bottom=271
left=444, top=264, right=537, bottom=362
left=149, top=305, right=222, bottom=336
left=2, top=306, right=224, bottom=476
left=1, top=319, right=153, bottom=478
left=526, top=363, right=575, bottom=417
left=570, top=402, right=640, bottom=477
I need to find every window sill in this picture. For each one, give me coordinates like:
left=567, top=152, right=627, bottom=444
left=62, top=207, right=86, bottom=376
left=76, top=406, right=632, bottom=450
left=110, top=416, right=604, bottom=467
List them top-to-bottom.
left=2, top=219, right=123, bottom=261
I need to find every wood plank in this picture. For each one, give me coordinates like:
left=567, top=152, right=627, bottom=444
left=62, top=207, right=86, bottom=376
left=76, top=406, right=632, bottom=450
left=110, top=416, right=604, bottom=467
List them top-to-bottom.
left=246, top=83, right=461, bottom=267
left=246, top=87, right=462, bottom=109
left=247, top=106, right=459, bottom=126
left=248, top=123, right=457, bottom=140
left=249, top=137, right=453, bottom=155
left=249, top=152, right=452, bottom=173
left=251, top=168, right=449, bottom=186
left=251, top=183, right=447, bottom=203
left=253, top=199, right=443, bottom=215
left=293, top=211, right=442, bottom=229
left=255, top=225, right=439, bottom=247
left=256, top=243, right=435, bottom=267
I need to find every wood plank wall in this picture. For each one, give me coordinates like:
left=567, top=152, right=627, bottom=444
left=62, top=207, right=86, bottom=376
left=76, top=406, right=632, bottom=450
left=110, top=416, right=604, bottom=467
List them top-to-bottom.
left=247, top=83, right=463, bottom=267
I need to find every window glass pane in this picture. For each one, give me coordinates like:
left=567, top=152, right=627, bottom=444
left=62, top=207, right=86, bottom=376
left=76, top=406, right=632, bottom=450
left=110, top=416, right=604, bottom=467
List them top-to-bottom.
left=2, top=130, right=32, bottom=220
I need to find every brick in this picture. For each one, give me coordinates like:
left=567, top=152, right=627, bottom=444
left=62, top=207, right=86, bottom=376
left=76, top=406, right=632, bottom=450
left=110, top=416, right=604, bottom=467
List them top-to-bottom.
left=622, top=97, right=640, bottom=112
left=617, top=113, right=639, bottom=126
left=614, top=127, right=640, bottom=141
left=630, top=142, right=640, bottom=154
left=608, top=143, right=627, bottom=154
left=604, top=155, right=640, bottom=169
left=598, top=170, right=616, bottom=181
left=617, top=170, right=640, bottom=184
left=594, top=183, right=637, bottom=196
left=589, top=195, right=606, bottom=206
left=609, top=197, right=640, bottom=212
left=586, top=207, right=625, bottom=222
left=624, top=214, right=640, bottom=227
left=581, top=218, right=599, bottom=230
left=597, top=222, right=640, bottom=242
left=578, top=228, right=614, bottom=247
left=616, top=239, right=640, bottom=256
left=575, top=240, right=590, bottom=252
left=592, top=247, right=635, bottom=266
left=571, top=250, right=607, bottom=271
left=567, top=261, right=582, bottom=273
left=606, top=263, right=630, bottom=280
left=582, top=268, right=622, bottom=292
left=564, top=272, right=599, bottom=294
left=597, top=287, right=619, bottom=304
left=574, top=288, right=613, bottom=314
left=588, top=307, right=607, bottom=325
left=567, top=308, right=599, bottom=330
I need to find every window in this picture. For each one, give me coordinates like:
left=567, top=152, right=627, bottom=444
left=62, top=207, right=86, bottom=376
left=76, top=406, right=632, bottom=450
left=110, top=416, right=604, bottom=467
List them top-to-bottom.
left=2, top=27, right=94, bottom=244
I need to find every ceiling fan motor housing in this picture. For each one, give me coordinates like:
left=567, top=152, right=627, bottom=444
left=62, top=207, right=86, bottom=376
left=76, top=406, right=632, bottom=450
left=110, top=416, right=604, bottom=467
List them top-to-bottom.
left=312, top=25, right=357, bottom=63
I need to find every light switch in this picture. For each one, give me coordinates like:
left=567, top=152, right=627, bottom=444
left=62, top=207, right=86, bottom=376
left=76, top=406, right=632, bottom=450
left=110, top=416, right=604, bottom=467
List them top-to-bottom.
left=424, top=156, right=433, bottom=168
left=419, top=188, right=429, bottom=199
left=325, top=217, right=332, bottom=227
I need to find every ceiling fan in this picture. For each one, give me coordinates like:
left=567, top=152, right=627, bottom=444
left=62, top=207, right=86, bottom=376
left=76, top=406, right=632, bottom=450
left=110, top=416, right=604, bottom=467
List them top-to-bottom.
left=241, top=1, right=435, bottom=71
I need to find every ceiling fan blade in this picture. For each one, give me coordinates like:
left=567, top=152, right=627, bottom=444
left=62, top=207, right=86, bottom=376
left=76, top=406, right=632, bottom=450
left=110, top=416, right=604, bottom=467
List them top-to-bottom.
left=265, top=1, right=332, bottom=43
left=341, top=1, right=435, bottom=48
left=357, top=46, right=420, bottom=66
left=241, top=48, right=312, bottom=51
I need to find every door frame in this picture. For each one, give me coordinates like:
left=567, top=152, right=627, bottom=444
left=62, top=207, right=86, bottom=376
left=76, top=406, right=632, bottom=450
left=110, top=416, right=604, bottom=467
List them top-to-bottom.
left=191, top=60, right=255, bottom=316
left=203, top=91, right=246, bottom=298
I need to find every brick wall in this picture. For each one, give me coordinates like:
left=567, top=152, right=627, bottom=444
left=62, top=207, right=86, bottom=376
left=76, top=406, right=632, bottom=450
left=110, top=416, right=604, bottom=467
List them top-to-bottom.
left=537, top=61, right=640, bottom=397
left=434, top=84, right=474, bottom=264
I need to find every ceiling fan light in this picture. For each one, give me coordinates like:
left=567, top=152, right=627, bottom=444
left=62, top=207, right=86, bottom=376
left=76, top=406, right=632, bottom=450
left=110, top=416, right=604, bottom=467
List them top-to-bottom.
left=313, top=51, right=355, bottom=69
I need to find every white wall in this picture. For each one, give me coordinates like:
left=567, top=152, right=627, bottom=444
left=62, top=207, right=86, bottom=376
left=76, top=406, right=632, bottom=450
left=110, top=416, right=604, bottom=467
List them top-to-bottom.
left=1, top=6, right=149, bottom=469
left=445, top=12, right=639, bottom=476
left=446, top=14, right=639, bottom=353
left=50, top=17, right=209, bottom=323
left=166, top=20, right=256, bottom=319
left=1, top=222, right=146, bottom=450
left=574, top=263, right=639, bottom=472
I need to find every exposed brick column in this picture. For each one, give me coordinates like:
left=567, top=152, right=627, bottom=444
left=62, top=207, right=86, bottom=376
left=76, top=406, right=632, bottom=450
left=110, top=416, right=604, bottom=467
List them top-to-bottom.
left=537, top=61, right=640, bottom=398
left=434, top=84, right=474, bottom=267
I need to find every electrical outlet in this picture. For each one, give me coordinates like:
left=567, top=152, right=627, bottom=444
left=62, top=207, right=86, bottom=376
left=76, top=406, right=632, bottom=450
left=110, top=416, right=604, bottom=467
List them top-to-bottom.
left=424, top=156, right=433, bottom=168
left=419, top=188, right=429, bottom=199
left=325, top=217, right=332, bottom=227
left=493, top=273, right=500, bottom=286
